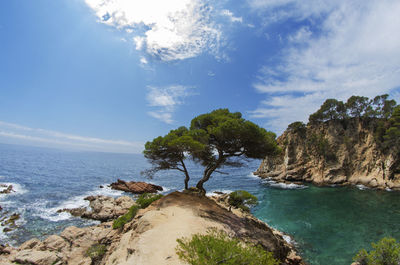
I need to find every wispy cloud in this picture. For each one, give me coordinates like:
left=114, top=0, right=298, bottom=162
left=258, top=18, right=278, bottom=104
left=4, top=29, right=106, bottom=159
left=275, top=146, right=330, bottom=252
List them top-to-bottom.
left=85, top=0, right=224, bottom=61
left=249, top=0, right=400, bottom=133
left=221, top=9, right=243, bottom=23
left=146, top=85, right=195, bottom=124
left=0, top=121, right=143, bottom=153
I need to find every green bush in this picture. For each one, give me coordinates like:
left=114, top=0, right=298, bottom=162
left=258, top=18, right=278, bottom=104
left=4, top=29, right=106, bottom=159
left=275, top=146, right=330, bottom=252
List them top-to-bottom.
left=228, top=190, right=258, bottom=212
left=112, top=193, right=164, bottom=229
left=136, top=193, right=164, bottom=208
left=112, top=205, right=140, bottom=229
left=176, top=229, right=279, bottom=265
left=353, top=237, right=400, bottom=265
left=86, top=243, right=107, bottom=261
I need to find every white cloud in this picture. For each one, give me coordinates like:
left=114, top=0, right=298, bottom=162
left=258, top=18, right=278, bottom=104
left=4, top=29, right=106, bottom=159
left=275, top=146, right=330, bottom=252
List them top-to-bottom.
left=85, top=0, right=223, bottom=61
left=249, top=0, right=400, bottom=133
left=221, top=9, right=243, bottom=23
left=146, top=85, right=194, bottom=124
left=0, top=121, right=143, bottom=153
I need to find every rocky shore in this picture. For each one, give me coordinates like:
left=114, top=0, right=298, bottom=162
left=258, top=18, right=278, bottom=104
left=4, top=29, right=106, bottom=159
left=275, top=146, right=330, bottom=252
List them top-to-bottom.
left=255, top=119, right=400, bottom=190
left=0, top=191, right=303, bottom=265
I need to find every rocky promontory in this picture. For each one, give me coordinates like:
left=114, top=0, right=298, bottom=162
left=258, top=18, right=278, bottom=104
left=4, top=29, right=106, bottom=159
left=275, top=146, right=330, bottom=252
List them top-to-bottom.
left=255, top=118, right=400, bottom=190
left=110, top=179, right=163, bottom=194
left=0, top=192, right=303, bottom=265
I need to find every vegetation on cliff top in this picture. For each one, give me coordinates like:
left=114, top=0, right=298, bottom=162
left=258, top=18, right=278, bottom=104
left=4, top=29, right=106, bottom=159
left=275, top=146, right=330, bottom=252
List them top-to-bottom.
left=288, top=94, right=400, bottom=150
left=143, top=109, right=279, bottom=193
left=228, top=190, right=258, bottom=212
left=112, top=193, right=163, bottom=229
left=176, top=229, right=279, bottom=265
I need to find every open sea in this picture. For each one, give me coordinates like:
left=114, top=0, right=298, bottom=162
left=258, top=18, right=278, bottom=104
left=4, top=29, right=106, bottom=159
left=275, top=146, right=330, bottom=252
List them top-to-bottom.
left=1, top=143, right=400, bottom=265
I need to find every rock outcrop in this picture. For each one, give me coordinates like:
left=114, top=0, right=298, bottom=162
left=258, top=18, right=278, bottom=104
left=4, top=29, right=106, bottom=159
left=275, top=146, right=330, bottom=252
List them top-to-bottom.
left=255, top=119, right=400, bottom=190
left=110, top=179, right=163, bottom=194
left=0, top=184, right=14, bottom=194
left=0, top=192, right=303, bottom=265
left=58, top=195, right=135, bottom=222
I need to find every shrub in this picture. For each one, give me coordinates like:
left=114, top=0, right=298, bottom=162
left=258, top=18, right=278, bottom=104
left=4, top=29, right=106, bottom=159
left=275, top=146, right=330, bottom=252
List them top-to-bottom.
left=228, top=190, right=258, bottom=212
left=112, top=193, right=164, bottom=229
left=136, top=193, right=164, bottom=208
left=112, top=205, right=140, bottom=229
left=176, top=229, right=278, bottom=265
left=353, top=237, right=400, bottom=265
left=86, top=243, right=107, bottom=262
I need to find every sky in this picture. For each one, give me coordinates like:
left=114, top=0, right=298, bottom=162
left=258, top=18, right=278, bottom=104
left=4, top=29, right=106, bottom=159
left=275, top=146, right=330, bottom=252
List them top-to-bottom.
left=0, top=0, right=400, bottom=153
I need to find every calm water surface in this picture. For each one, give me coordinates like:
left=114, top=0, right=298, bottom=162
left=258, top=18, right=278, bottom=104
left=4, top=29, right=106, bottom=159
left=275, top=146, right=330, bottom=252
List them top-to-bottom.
left=1, top=143, right=400, bottom=265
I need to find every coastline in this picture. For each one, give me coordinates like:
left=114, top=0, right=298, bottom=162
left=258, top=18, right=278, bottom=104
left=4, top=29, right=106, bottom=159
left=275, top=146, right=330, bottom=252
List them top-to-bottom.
left=0, top=191, right=304, bottom=265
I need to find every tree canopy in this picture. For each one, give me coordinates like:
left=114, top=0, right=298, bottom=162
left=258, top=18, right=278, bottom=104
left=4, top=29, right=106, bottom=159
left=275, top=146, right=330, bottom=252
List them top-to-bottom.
left=308, top=94, right=397, bottom=124
left=143, top=109, right=280, bottom=193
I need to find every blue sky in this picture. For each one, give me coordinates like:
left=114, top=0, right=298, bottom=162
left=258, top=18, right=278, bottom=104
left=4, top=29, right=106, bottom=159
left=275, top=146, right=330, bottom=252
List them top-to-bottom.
left=1, top=0, right=400, bottom=153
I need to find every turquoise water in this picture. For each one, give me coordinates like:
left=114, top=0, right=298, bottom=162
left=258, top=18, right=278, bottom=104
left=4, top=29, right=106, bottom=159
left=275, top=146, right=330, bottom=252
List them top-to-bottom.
left=1, top=143, right=400, bottom=265
left=252, top=184, right=400, bottom=265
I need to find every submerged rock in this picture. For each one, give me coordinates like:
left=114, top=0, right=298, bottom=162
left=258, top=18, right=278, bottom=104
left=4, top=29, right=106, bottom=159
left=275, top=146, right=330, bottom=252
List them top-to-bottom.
left=110, top=179, right=163, bottom=194
left=58, top=195, right=134, bottom=222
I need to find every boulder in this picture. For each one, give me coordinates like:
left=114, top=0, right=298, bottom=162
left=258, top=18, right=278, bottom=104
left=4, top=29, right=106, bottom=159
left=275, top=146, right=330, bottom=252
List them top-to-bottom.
left=110, top=179, right=163, bottom=194
left=58, top=195, right=134, bottom=222
left=13, top=250, right=61, bottom=265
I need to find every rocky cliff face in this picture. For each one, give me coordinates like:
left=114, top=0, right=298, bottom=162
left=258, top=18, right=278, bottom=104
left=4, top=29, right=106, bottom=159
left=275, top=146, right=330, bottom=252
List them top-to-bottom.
left=255, top=119, right=400, bottom=190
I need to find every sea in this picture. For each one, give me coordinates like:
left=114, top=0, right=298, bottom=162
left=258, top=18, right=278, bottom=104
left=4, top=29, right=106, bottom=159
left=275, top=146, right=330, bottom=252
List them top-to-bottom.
left=1, top=143, right=400, bottom=265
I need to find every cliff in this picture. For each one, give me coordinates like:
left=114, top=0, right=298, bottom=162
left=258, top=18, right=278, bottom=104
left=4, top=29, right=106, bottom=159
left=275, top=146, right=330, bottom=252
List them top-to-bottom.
left=255, top=119, right=400, bottom=190
left=0, top=192, right=303, bottom=265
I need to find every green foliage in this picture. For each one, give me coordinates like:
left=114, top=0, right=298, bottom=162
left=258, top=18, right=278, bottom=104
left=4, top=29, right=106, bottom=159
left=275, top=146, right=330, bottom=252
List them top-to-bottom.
left=308, top=94, right=397, bottom=124
left=346, top=96, right=370, bottom=118
left=309, top=99, right=346, bottom=123
left=383, top=106, right=400, bottom=147
left=144, top=109, right=280, bottom=192
left=288, top=121, right=306, bottom=134
left=307, top=133, right=336, bottom=161
left=228, top=190, right=258, bottom=212
left=112, top=193, right=163, bottom=229
left=136, top=193, right=164, bottom=208
left=112, top=204, right=140, bottom=229
left=176, top=229, right=279, bottom=265
left=353, top=237, right=400, bottom=265
left=86, top=244, right=107, bottom=261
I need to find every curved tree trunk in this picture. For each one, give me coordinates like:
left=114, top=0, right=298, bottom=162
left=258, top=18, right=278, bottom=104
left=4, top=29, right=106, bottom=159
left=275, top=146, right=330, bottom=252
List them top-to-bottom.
left=196, top=152, right=224, bottom=194
left=180, top=160, right=190, bottom=190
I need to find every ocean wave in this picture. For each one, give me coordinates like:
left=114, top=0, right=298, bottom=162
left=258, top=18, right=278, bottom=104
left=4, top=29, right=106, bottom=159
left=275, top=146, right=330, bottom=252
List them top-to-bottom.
left=263, top=179, right=307, bottom=190
left=0, top=182, right=28, bottom=197
left=33, top=184, right=124, bottom=222
left=206, top=189, right=233, bottom=197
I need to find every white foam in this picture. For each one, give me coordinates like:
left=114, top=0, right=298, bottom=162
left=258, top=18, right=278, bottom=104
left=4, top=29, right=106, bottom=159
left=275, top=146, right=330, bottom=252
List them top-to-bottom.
left=247, top=172, right=259, bottom=179
left=264, top=179, right=307, bottom=190
left=0, top=182, right=28, bottom=197
left=34, top=184, right=124, bottom=222
left=356, top=184, right=369, bottom=190
left=385, top=187, right=392, bottom=191
left=206, top=189, right=233, bottom=197
left=282, top=235, right=293, bottom=244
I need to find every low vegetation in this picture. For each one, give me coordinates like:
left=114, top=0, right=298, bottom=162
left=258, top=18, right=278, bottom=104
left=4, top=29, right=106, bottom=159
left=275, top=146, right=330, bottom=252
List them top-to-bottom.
left=228, top=190, right=258, bottom=212
left=112, top=193, right=163, bottom=229
left=176, top=229, right=279, bottom=265
left=353, top=237, right=400, bottom=265
left=86, top=243, right=107, bottom=263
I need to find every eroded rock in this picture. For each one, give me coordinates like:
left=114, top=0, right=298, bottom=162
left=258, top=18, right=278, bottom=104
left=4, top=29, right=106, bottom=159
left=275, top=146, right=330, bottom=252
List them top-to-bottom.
left=110, top=179, right=163, bottom=194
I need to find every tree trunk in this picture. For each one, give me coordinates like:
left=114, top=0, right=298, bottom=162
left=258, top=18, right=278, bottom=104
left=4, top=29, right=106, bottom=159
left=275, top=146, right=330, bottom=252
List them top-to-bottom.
left=196, top=152, right=224, bottom=194
left=181, top=160, right=190, bottom=190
